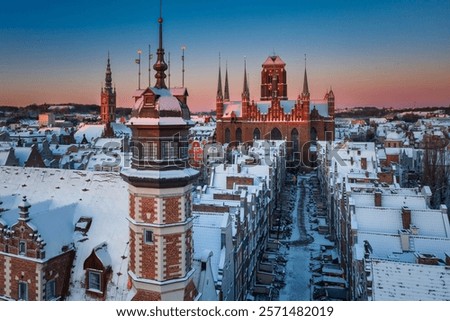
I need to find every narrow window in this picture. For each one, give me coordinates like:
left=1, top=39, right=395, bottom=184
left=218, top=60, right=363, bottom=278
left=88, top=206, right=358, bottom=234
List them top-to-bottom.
left=144, top=141, right=157, bottom=160
left=144, top=230, right=154, bottom=244
left=19, top=241, right=26, bottom=255
left=45, top=279, right=56, bottom=300
left=18, top=281, right=28, bottom=301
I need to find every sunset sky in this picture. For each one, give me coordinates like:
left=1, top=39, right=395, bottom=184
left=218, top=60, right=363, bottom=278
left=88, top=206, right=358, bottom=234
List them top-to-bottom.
left=1, top=0, right=449, bottom=112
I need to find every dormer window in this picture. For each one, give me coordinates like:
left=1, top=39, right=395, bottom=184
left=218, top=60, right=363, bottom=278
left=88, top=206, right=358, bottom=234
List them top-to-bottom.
left=87, top=269, right=102, bottom=293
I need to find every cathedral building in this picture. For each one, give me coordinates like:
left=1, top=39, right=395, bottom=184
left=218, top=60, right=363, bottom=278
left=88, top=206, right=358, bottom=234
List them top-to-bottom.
left=120, top=13, right=200, bottom=301
left=215, top=55, right=335, bottom=166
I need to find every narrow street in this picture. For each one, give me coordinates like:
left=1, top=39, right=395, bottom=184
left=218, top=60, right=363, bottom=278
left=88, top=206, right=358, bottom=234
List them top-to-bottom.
left=279, top=171, right=334, bottom=301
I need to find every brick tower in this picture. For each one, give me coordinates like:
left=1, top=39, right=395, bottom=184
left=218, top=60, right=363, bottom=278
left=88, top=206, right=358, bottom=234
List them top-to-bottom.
left=121, top=10, right=199, bottom=301
left=101, top=53, right=116, bottom=137
left=260, top=55, right=287, bottom=100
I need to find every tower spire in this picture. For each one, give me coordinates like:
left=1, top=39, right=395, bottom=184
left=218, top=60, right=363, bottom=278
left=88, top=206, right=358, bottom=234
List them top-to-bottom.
left=153, top=0, right=168, bottom=89
left=105, top=52, right=112, bottom=89
left=216, top=54, right=223, bottom=100
left=302, top=54, right=309, bottom=96
left=242, top=57, right=249, bottom=100
left=224, top=61, right=230, bottom=102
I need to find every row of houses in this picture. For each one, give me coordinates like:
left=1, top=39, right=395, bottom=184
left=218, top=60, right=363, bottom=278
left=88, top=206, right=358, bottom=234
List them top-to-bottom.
left=0, top=137, right=286, bottom=301
left=317, top=140, right=450, bottom=300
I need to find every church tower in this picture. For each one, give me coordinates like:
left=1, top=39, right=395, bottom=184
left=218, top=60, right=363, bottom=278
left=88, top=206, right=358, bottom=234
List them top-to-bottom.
left=121, top=9, right=199, bottom=301
left=101, top=53, right=116, bottom=137
left=260, top=55, right=287, bottom=100
left=216, top=59, right=224, bottom=120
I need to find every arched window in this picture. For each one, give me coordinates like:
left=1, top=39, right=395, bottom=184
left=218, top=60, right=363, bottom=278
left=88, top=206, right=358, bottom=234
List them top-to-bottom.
left=270, top=127, right=282, bottom=140
left=225, top=128, right=231, bottom=144
left=236, top=128, right=242, bottom=143
left=253, top=128, right=261, bottom=140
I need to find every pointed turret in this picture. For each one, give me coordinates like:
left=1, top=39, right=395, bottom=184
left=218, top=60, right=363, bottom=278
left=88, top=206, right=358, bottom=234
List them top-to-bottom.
left=153, top=11, right=168, bottom=89
left=301, top=54, right=310, bottom=100
left=242, top=58, right=250, bottom=101
left=216, top=59, right=223, bottom=100
left=216, top=59, right=224, bottom=120
left=224, top=62, right=230, bottom=102
left=302, top=68, right=309, bottom=97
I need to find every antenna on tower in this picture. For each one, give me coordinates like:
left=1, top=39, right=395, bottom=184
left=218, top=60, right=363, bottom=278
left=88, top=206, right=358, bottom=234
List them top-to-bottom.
left=148, top=44, right=153, bottom=87
left=181, top=45, right=186, bottom=87
left=136, top=49, right=142, bottom=90
left=168, top=51, right=171, bottom=88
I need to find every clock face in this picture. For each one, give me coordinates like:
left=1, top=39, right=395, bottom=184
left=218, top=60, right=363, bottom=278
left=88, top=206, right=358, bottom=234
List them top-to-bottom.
left=102, top=97, right=107, bottom=103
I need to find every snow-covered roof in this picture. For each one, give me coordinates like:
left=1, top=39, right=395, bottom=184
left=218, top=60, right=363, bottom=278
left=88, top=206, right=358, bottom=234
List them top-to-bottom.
left=262, top=55, right=285, bottom=66
left=157, top=96, right=182, bottom=111
left=310, top=101, right=329, bottom=117
left=223, top=102, right=241, bottom=118
left=128, top=117, right=187, bottom=126
left=74, top=125, right=105, bottom=144
left=14, top=147, right=32, bottom=166
left=0, top=166, right=130, bottom=300
left=192, top=213, right=229, bottom=282
left=370, top=259, right=450, bottom=300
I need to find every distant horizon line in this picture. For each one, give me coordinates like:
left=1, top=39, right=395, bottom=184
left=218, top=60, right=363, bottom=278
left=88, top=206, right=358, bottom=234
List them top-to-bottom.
left=2, top=103, right=449, bottom=112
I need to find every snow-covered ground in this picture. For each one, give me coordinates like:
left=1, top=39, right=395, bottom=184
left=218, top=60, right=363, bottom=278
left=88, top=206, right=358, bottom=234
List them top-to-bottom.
left=279, top=172, right=335, bottom=301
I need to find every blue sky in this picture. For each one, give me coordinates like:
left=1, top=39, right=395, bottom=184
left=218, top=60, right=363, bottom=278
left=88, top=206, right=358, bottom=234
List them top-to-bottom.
left=1, top=0, right=449, bottom=111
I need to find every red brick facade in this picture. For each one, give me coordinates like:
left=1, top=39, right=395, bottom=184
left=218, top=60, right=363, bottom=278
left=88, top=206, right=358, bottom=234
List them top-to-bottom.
left=216, top=56, right=335, bottom=167
left=129, top=194, right=136, bottom=220
left=140, top=197, right=157, bottom=223
left=164, top=197, right=181, bottom=224
left=141, top=234, right=158, bottom=280
left=164, top=234, right=182, bottom=279
left=184, top=279, right=197, bottom=301
left=132, top=289, right=161, bottom=301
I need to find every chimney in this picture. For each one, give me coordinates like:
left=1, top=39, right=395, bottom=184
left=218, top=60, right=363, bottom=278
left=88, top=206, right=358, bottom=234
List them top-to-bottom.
left=361, top=157, right=367, bottom=170
left=374, top=190, right=382, bottom=207
left=401, top=206, right=411, bottom=230
left=399, top=229, right=410, bottom=251
left=415, top=253, right=439, bottom=265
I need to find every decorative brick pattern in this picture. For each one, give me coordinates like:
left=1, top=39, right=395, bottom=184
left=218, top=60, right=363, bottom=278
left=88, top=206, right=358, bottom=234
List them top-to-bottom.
left=129, top=194, right=136, bottom=220
left=140, top=197, right=157, bottom=223
left=164, top=197, right=181, bottom=224
left=129, top=230, right=136, bottom=274
left=141, top=234, right=157, bottom=280
left=164, top=234, right=182, bottom=279
left=0, top=256, right=5, bottom=296
left=9, top=257, right=38, bottom=300
left=183, top=279, right=197, bottom=301
left=132, top=289, right=161, bottom=301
